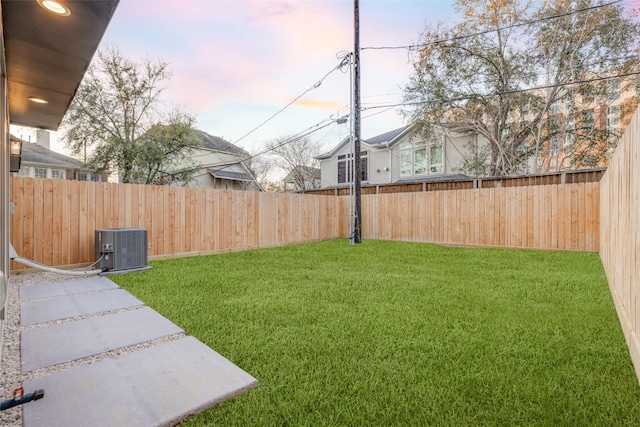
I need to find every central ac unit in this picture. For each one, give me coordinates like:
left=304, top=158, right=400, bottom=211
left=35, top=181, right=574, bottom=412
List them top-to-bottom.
left=94, top=228, right=150, bottom=274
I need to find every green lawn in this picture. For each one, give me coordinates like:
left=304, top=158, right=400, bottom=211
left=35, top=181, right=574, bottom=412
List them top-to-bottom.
left=112, top=239, right=640, bottom=426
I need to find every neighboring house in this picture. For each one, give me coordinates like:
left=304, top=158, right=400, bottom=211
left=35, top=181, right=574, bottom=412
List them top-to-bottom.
left=533, top=77, right=639, bottom=172
left=316, top=123, right=488, bottom=188
left=188, top=131, right=261, bottom=191
left=11, top=134, right=108, bottom=182
left=282, top=165, right=321, bottom=192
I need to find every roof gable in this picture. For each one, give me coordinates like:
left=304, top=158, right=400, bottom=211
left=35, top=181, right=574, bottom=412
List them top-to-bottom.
left=317, top=124, right=415, bottom=160
left=364, top=125, right=413, bottom=146
left=198, top=131, right=249, bottom=156
left=16, top=137, right=85, bottom=169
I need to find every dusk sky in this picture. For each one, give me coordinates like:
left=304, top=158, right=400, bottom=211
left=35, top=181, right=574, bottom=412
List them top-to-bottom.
left=19, top=0, right=639, bottom=158
left=96, top=0, right=460, bottom=154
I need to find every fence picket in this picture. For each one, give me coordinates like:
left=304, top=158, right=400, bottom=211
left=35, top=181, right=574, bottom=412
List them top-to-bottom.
left=9, top=177, right=599, bottom=272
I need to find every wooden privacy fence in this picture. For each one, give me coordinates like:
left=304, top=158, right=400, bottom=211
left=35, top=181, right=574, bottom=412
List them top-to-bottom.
left=599, top=105, right=640, bottom=383
left=306, top=168, right=605, bottom=196
left=9, top=176, right=601, bottom=272
left=9, top=178, right=348, bottom=271
left=360, top=183, right=600, bottom=251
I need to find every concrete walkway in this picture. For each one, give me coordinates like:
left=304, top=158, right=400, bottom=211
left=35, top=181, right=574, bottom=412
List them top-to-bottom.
left=19, top=276, right=258, bottom=426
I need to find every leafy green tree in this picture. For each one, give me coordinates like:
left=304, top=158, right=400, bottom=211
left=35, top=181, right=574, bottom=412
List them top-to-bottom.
left=404, top=0, right=639, bottom=176
left=61, top=47, right=201, bottom=184
left=131, top=111, right=202, bottom=185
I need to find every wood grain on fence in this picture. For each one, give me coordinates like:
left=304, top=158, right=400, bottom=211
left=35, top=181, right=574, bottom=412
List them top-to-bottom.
left=599, top=105, right=640, bottom=383
left=10, top=175, right=600, bottom=273
left=9, top=179, right=349, bottom=270
left=360, top=182, right=599, bottom=251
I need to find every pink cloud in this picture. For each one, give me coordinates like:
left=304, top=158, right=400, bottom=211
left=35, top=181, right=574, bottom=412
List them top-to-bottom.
left=99, top=0, right=458, bottom=148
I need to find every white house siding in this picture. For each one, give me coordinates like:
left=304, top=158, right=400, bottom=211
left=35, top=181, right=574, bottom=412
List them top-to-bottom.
left=317, top=125, right=497, bottom=188
left=318, top=141, right=375, bottom=188
left=367, top=148, right=393, bottom=185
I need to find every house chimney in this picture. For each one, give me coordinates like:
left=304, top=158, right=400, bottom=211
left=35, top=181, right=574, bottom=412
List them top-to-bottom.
left=35, top=129, right=50, bottom=149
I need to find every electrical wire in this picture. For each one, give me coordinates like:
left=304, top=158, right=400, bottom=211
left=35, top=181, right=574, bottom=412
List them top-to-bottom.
left=361, top=0, right=623, bottom=52
left=214, top=1, right=627, bottom=183
left=409, top=54, right=640, bottom=94
left=233, top=55, right=351, bottom=146
left=361, top=70, right=640, bottom=111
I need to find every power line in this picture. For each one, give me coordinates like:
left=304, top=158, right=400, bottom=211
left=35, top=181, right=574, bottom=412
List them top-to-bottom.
left=361, top=0, right=622, bottom=52
left=365, top=54, right=640, bottom=110
left=233, top=55, right=350, bottom=146
left=362, top=70, right=640, bottom=111
left=249, top=121, right=336, bottom=160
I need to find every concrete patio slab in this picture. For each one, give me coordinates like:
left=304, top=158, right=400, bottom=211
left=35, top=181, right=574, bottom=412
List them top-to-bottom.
left=19, top=276, right=118, bottom=301
left=21, top=289, right=143, bottom=326
left=21, top=307, right=184, bottom=372
left=22, top=336, right=259, bottom=427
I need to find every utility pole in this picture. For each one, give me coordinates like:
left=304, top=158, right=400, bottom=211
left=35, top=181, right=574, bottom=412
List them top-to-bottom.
left=353, top=0, right=362, bottom=244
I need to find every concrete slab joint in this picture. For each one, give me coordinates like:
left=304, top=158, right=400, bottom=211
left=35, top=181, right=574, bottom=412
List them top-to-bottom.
left=13, top=276, right=258, bottom=427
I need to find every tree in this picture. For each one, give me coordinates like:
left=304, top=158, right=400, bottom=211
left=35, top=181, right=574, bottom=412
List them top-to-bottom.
left=403, top=0, right=639, bottom=176
left=61, top=47, right=201, bottom=184
left=132, top=111, right=202, bottom=185
left=267, top=136, right=321, bottom=191
left=246, top=154, right=279, bottom=192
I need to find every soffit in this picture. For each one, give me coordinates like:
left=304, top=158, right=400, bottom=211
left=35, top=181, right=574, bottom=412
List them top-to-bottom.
left=2, top=0, right=119, bottom=130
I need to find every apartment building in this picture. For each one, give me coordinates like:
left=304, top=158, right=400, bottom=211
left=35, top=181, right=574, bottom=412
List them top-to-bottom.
left=534, top=76, right=638, bottom=172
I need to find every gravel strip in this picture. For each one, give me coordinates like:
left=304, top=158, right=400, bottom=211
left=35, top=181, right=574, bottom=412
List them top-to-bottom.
left=0, top=272, right=182, bottom=427
left=1, top=272, right=74, bottom=427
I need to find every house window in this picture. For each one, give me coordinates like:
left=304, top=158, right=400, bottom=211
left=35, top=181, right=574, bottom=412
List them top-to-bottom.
left=609, top=79, right=620, bottom=100
left=581, top=87, right=594, bottom=101
left=564, top=91, right=574, bottom=110
left=607, top=104, right=620, bottom=129
left=582, top=111, right=594, bottom=130
left=564, top=124, right=576, bottom=154
left=564, top=134, right=575, bottom=154
left=549, top=137, right=559, bottom=157
left=400, top=139, right=443, bottom=176
left=414, top=141, right=427, bottom=175
left=400, top=144, right=412, bottom=177
left=430, top=144, right=443, bottom=173
left=337, top=151, right=368, bottom=184
left=361, top=152, right=368, bottom=182
left=337, top=155, right=347, bottom=183
left=17, top=167, right=30, bottom=177
left=35, top=168, right=47, bottom=179
left=51, top=169, right=65, bottom=180
left=77, top=172, right=88, bottom=181
left=91, top=174, right=101, bottom=182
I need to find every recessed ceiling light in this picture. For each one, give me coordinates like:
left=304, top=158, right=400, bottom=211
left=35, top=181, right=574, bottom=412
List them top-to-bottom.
left=37, top=0, right=71, bottom=16
left=29, top=97, right=49, bottom=104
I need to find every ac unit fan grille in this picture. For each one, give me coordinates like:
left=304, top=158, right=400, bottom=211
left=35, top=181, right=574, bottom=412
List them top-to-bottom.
left=95, top=228, right=148, bottom=272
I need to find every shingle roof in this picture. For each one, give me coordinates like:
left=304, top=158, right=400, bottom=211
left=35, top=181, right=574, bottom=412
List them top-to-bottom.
left=363, top=125, right=412, bottom=146
left=199, top=131, right=249, bottom=156
left=17, top=138, right=85, bottom=169
left=208, top=169, right=255, bottom=182
left=394, top=173, right=471, bottom=184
